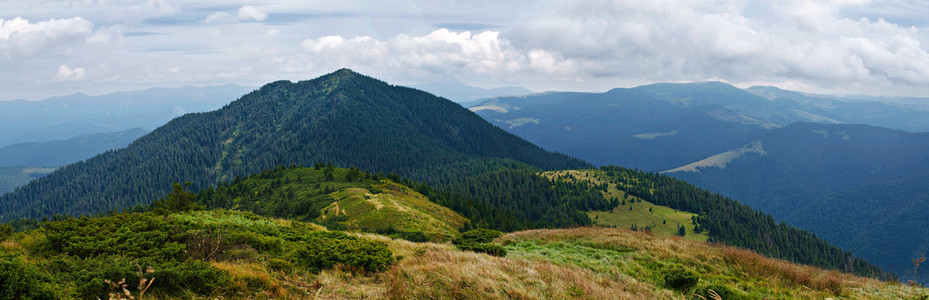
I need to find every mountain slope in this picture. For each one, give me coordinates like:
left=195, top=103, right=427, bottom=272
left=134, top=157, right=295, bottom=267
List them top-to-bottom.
left=0, top=69, right=588, bottom=221
left=469, top=81, right=929, bottom=171
left=470, top=88, right=766, bottom=170
left=665, top=123, right=929, bottom=281
left=0, top=128, right=148, bottom=168
left=195, top=165, right=467, bottom=241
left=4, top=213, right=922, bottom=299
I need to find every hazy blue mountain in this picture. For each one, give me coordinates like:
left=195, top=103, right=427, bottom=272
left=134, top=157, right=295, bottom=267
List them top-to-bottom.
left=412, top=80, right=535, bottom=103
left=470, top=81, right=929, bottom=172
left=0, top=85, right=254, bottom=147
left=470, top=86, right=769, bottom=171
left=746, top=86, right=929, bottom=133
left=665, top=122, right=929, bottom=281
left=0, top=128, right=148, bottom=168
left=0, top=128, right=148, bottom=194
left=0, top=167, right=53, bottom=194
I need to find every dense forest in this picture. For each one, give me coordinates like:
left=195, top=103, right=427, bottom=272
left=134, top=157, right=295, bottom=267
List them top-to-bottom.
left=0, top=69, right=587, bottom=222
left=598, top=166, right=892, bottom=280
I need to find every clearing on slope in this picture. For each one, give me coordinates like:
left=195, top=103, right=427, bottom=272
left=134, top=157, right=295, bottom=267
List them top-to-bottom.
left=544, top=169, right=709, bottom=242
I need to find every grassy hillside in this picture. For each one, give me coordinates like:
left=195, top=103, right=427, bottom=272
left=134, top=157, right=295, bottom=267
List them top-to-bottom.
left=196, top=165, right=467, bottom=241
left=544, top=170, right=709, bottom=242
left=3, top=210, right=922, bottom=299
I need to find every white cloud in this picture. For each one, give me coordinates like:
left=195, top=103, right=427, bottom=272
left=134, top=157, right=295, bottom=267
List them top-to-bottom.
left=205, top=5, right=268, bottom=24
left=237, top=6, right=268, bottom=22
left=0, top=17, right=94, bottom=63
left=55, top=65, right=85, bottom=81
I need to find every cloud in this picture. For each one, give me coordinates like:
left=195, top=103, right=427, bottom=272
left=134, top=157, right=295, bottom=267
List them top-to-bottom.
left=287, top=0, right=929, bottom=93
left=500, top=0, right=929, bottom=88
left=205, top=6, right=268, bottom=24
left=0, top=17, right=94, bottom=63
left=298, top=29, right=524, bottom=76
left=55, top=65, right=86, bottom=81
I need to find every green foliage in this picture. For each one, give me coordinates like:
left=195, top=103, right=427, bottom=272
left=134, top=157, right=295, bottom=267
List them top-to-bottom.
left=196, top=166, right=466, bottom=241
left=598, top=166, right=892, bottom=280
left=424, top=169, right=616, bottom=231
left=151, top=181, right=204, bottom=214
left=7, top=209, right=395, bottom=298
left=43, top=213, right=187, bottom=261
left=0, top=223, right=11, bottom=241
left=453, top=229, right=507, bottom=257
left=454, top=229, right=504, bottom=245
left=292, top=231, right=395, bottom=273
left=457, top=242, right=507, bottom=257
left=0, top=253, right=55, bottom=300
left=266, top=258, right=293, bottom=273
left=662, top=265, right=699, bottom=292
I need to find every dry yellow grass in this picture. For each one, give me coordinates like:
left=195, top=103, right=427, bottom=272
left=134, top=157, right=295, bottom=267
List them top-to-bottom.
left=499, top=227, right=929, bottom=299
left=384, top=249, right=675, bottom=299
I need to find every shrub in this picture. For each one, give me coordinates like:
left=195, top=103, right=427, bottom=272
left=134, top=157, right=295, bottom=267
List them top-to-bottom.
left=42, top=213, right=186, bottom=261
left=0, top=224, right=12, bottom=241
left=453, top=229, right=503, bottom=245
left=453, top=229, right=507, bottom=256
left=292, top=232, right=394, bottom=273
left=457, top=243, right=507, bottom=257
left=0, top=253, right=55, bottom=300
left=266, top=258, right=293, bottom=273
left=150, top=260, right=230, bottom=295
left=663, top=265, right=699, bottom=292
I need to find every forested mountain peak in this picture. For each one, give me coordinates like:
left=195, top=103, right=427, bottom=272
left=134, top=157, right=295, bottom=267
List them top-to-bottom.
left=0, top=69, right=587, bottom=221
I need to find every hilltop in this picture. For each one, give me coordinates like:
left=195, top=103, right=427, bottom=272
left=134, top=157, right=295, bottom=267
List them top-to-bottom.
left=0, top=69, right=587, bottom=221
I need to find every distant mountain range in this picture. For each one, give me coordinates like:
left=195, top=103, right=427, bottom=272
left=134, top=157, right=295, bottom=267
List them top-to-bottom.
left=412, top=80, right=534, bottom=104
left=468, top=82, right=929, bottom=281
left=0, top=85, right=253, bottom=147
left=0, top=128, right=149, bottom=194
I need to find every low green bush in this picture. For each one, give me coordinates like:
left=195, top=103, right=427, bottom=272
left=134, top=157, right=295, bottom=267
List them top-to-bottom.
left=453, top=229, right=503, bottom=245
left=292, top=231, right=394, bottom=273
left=457, top=242, right=507, bottom=257
left=0, top=253, right=55, bottom=300
left=266, top=258, right=294, bottom=273
left=663, top=265, right=699, bottom=292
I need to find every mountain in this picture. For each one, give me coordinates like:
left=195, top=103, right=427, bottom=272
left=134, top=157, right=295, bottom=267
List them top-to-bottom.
left=0, top=69, right=588, bottom=221
left=412, top=80, right=534, bottom=103
left=470, top=81, right=929, bottom=170
left=0, top=85, right=253, bottom=147
left=746, top=86, right=929, bottom=133
left=470, top=87, right=767, bottom=170
left=665, top=122, right=929, bottom=281
left=0, top=128, right=148, bottom=168
left=0, top=128, right=148, bottom=194
left=0, top=167, right=53, bottom=195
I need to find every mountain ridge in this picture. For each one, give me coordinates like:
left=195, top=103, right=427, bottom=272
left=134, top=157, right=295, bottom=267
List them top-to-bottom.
left=0, top=69, right=587, bottom=221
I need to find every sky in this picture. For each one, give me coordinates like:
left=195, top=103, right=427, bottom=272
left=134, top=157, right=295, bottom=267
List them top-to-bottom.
left=2, top=0, right=929, bottom=100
